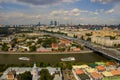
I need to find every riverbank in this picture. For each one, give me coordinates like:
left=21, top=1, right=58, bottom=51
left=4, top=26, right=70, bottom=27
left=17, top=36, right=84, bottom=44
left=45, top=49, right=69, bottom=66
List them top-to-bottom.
left=0, top=50, right=93, bottom=54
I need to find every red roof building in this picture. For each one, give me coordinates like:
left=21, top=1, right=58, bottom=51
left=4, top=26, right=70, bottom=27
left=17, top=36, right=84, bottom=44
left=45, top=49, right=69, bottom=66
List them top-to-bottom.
left=59, top=39, right=71, bottom=46
left=51, top=43, right=59, bottom=49
left=73, top=48, right=81, bottom=52
left=96, top=66, right=106, bottom=72
left=75, top=69, right=84, bottom=75
left=111, top=70, right=120, bottom=76
left=7, top=71, right=16, bottom=80
left=91, top=72, right=103, bottom=80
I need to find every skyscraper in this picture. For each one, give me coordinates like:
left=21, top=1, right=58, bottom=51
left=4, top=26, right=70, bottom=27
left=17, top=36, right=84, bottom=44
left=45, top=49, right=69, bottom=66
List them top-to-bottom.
left=50, top=20, right=53, bottom=26
left=54, top=21, right=57, bottom=26
left=37, top=22, right=41, bottom=26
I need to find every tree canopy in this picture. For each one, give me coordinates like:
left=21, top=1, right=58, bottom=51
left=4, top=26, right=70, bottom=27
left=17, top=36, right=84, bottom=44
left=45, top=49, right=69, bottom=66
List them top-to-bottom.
left=1, top=43, right=9, bottom=51
left=29, top=45, right=36, bottom=52
left=39, top=69, right=53, bottom=80
left=20, top=71, right=32, bottom=80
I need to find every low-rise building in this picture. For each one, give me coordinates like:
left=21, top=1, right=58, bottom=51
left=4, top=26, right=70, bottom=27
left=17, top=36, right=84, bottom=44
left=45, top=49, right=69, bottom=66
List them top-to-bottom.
left=2, top=36, right=14, bottom=43
left=51, top=43, right=59, bottom=50
left=36, top=47, right=52, bottom=52
left=72, top=48, right=81, bottom=52
left=72, top=62, right=120, bottom=80
left=0, top=63, right=62, bottom=80
left=73, top=65, right=89, bottom=69
left=96, top=66, right=106, bottom=72
left=85, top=68, right=96, bottom=73
left=74, top=69, right=84, bottom=75
left=111, top=70, right=120, bottom=76
left=7, top=71, right=16, bottom=80
left=102, top=71, right=113, bottom=77
left=91, top=72, right=103, bottom=80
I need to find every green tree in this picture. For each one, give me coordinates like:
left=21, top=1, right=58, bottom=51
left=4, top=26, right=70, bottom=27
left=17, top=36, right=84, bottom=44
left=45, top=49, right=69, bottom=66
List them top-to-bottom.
left=86, top=33, right=92, bottom=36
left=74, top=34, right=77, bottom=38
left=81, top=36, right=84, bottom=40
left=42, top=37, right=57, bottom=48
left=86, top=37, right=91, bottom=41
left=37, top=39, right=43, bottom=44
left=27, top=41, right=33, bottom=46
left=1, top=43, right=9, bottom=51
left=29, top=46, right=36, bottom=52
left=58, top=48, right=65, bottom=52
left=37, top=62, right=50, bottom=67
left=55, top=62, right=67, bottom=70
left=66, top=62, right=72, bottom=70
left=39, top=69, right=53, bottom=80
left=20, top=71, right=32, bottom=80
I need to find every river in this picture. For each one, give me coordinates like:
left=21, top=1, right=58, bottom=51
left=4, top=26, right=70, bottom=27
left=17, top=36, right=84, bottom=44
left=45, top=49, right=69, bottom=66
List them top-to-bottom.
left=0, top=52, right=110, bottom=64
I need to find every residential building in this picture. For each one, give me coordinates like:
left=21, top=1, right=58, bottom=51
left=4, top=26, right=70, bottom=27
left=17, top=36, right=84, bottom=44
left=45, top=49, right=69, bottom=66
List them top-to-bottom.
left=91, top=36, right=120, bottom=47
left=36, top=47, right=52, bottom=52
left=96, top=66, right=106, bottom=72
left=91, top=72, right=103, bottom=80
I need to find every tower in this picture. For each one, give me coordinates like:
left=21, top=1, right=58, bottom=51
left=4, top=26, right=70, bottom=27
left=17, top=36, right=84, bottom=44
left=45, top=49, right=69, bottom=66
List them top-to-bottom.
left=50, top=20, right=53, bottom=26
left=54, top=21, right=57, bottom=26
left=38, top=22, right=41, bottom=26
left=31, top=63, right=39, bottom=80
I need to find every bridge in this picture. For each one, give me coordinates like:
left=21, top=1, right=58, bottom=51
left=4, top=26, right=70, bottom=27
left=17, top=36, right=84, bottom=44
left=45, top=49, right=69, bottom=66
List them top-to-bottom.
left=43, top=32, right=120, bottom=62
left=85, top=44, right=120, bottom=62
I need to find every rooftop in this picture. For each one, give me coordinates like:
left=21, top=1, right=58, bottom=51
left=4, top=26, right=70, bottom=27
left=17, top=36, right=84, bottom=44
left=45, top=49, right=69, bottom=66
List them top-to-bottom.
left=72, top=65, right=89, bottom=69
left=96, top=66, right=106, bottom=71
left=0, top=67, right=61, bottom=80
left=85, top=68, right=96, bottom=73
left=75, top=69, right=84, bottom=75
left=111, top=70, right=120, bottom=76
left=102, top=71, right=113, bottom=77
left=91, top=72, right=103, bottom=79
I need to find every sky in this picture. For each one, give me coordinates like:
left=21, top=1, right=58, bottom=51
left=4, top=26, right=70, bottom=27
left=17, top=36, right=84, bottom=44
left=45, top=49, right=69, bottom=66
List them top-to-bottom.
left=0, top=0, right=120, bottom=25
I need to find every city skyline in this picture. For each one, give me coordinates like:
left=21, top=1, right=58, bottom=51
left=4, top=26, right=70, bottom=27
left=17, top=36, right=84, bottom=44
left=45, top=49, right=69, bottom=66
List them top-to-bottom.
left=0, top=0, right=120, bottom=25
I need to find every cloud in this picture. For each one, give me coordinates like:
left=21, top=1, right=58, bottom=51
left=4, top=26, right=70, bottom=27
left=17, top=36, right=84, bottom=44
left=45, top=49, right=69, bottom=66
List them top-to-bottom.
left=0, top=0, right=16, bottom=3
left=12, top=0, right=80, bottom=5
left=16, top=0, right=61, bottom=5
left=62, top=0, right=80, bottom=3
left=91, top=0, right=120, bottom=4
left=105, top=3, right=120, bottom=14
left=112, top=3, right=120, bottom=14
left=0, top=6, right=2, bottom=9
left=50, top=8, right=88, bottom=17
left=71, top=8, right=81, bottom=16
left=87, top=9, right=105, bottom=15
left=106, top=9, right=114, bottom=14
left=0, top=12, right=43, bottom=20
left=0, top=12, right=47, bottom=24
left=63, top=17, right=70, bottom=20
left=79, top=18, right=85, bottom=20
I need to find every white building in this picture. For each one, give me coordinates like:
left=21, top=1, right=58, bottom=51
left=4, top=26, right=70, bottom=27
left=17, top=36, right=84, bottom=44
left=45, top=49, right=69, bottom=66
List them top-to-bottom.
left=2, top=35, right=14, bottom=43
left=91, top=36, right=120, bottom=47
left=0, top=63, right=62, bottom=80
left=31, top=63, right=39, bottom=80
